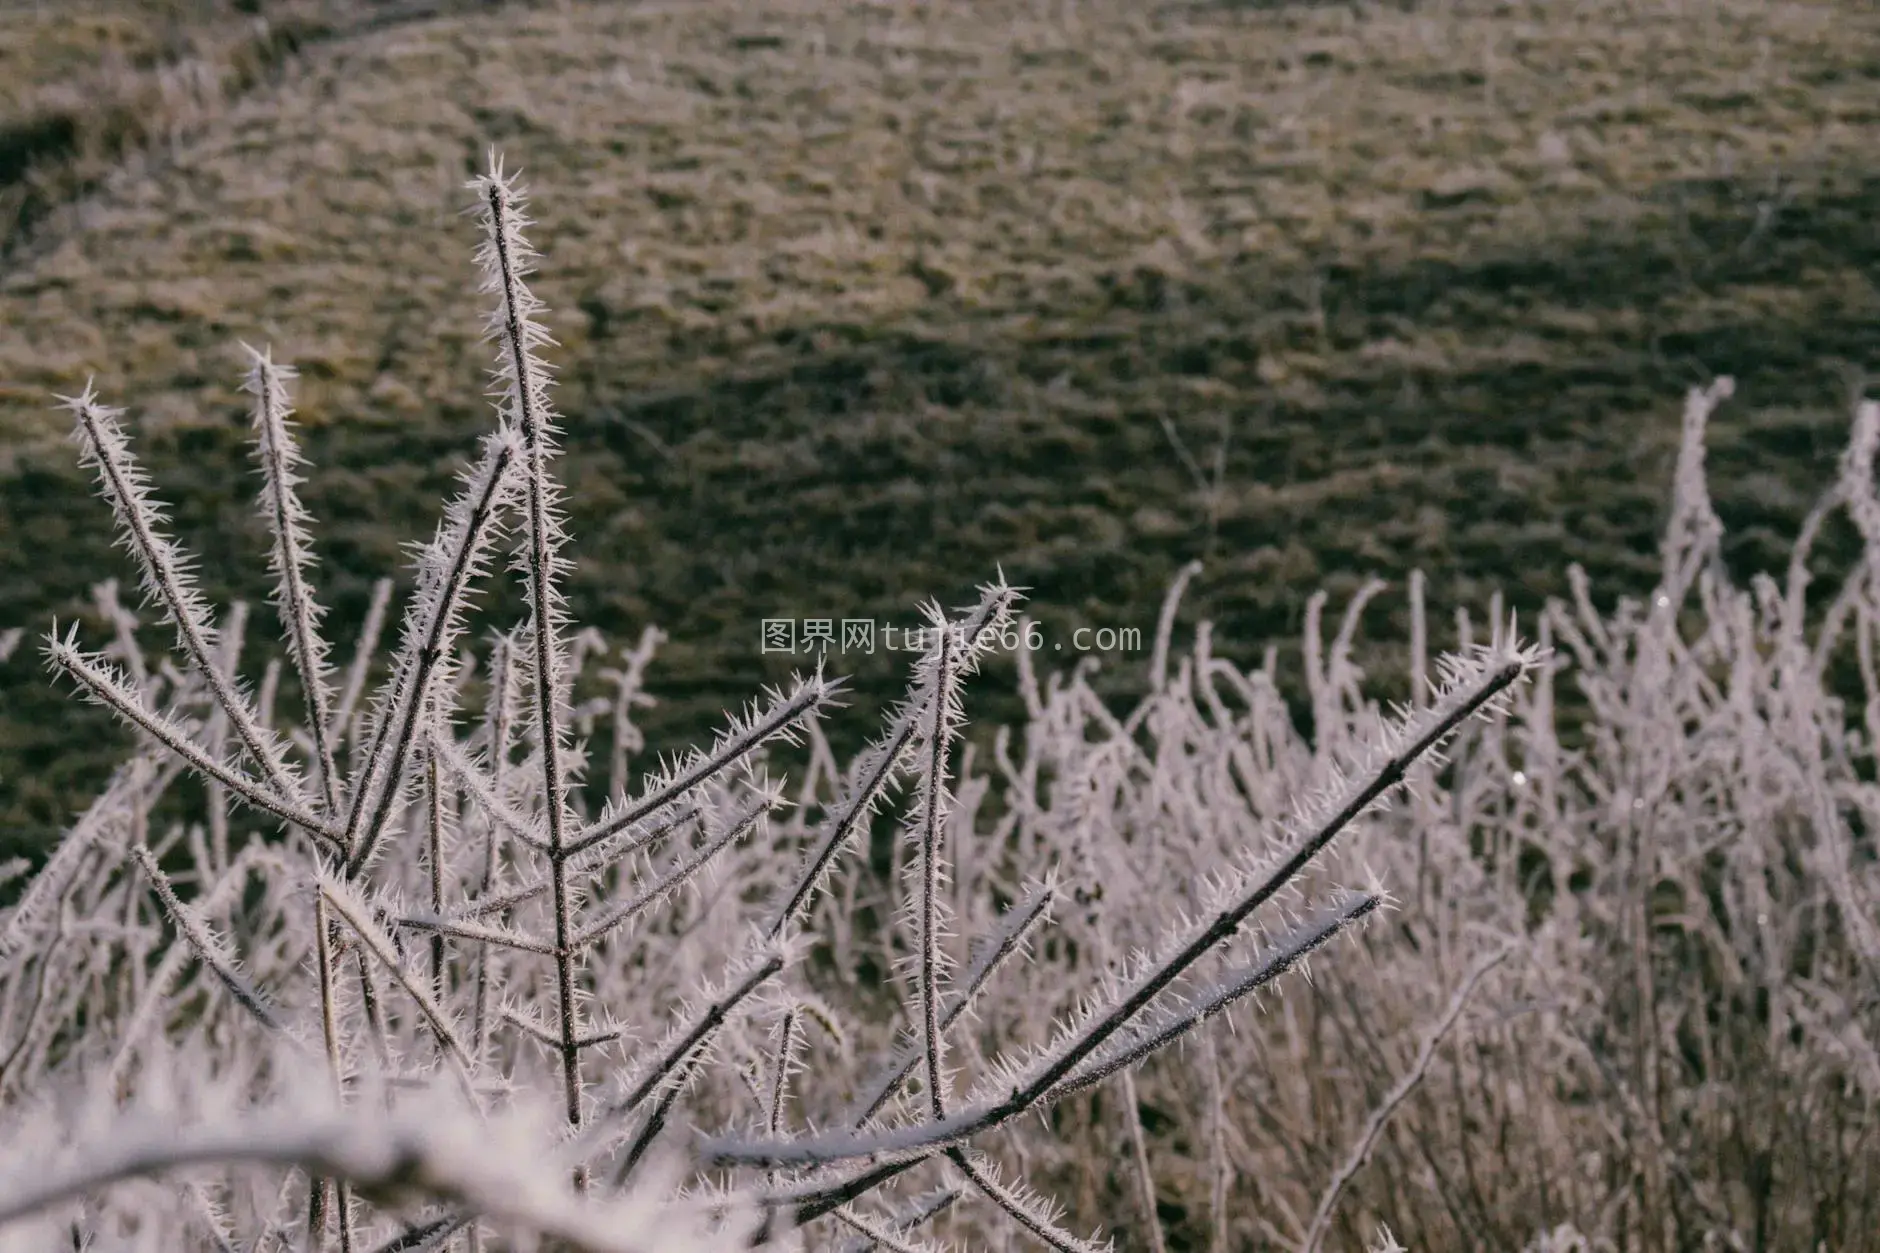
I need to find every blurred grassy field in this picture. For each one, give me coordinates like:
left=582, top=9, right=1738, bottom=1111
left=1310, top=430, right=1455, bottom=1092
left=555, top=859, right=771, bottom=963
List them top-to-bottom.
left=2, top=0, right=1878, bottom=853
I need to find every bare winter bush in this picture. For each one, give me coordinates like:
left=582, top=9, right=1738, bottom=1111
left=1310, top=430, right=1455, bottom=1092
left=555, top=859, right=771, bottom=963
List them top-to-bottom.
left=0, top=152, right=1539, bottom=1252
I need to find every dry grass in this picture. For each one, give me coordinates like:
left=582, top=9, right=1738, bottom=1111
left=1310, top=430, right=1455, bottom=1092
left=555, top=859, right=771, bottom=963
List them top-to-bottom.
left=2, top=0, right=1877, bottom=848
left=6, top=0, right=1876, bottom=444
left=0, top=2, right=511, bottom=265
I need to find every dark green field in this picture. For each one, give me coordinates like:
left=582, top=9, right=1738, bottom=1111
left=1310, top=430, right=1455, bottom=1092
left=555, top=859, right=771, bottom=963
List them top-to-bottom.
left=3, top=0, right=1878, bottom=854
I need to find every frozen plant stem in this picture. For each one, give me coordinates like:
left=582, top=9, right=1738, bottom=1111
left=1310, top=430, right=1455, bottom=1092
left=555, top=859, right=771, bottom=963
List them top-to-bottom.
left=476, top=157, right=584, bottom=1167
left=245, top=346, right=340, bottom=815
left=62, top=388, right=304, bottom=809
left=341, top=430, right=519, bottom=876
left=918, top=621, right=957, bottom=1120
left=311, top=889, right=356, bottom=1253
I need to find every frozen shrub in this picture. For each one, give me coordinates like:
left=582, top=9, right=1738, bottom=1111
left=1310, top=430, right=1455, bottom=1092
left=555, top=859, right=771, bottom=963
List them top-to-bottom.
left=0, top=152, right=1538, bottom=1252
left=948, top=382, right=1880, bottom=1250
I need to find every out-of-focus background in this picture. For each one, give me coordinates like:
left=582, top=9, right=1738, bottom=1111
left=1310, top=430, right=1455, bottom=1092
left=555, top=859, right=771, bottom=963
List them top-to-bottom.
left=2, top=0, right=1876, bottom=855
